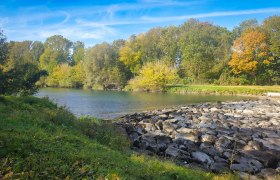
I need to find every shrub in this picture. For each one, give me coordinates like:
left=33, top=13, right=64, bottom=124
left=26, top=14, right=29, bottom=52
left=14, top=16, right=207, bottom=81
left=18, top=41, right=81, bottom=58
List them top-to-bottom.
left=129, top=61, right=179, bottom=91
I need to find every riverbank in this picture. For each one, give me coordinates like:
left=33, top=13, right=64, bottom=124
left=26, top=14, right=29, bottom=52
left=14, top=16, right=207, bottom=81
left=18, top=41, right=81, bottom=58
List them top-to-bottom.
left=165, top=85, right=280, bottom=96
left=0, top=96, right=232, bottom=179
left=117, top=97, right=280, bottom=179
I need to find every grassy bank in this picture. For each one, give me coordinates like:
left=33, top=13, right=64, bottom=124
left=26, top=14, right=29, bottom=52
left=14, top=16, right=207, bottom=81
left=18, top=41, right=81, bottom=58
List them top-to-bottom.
left=165, top=85, right=280, bottom=95
left=0, top=96, right=236, bottom=179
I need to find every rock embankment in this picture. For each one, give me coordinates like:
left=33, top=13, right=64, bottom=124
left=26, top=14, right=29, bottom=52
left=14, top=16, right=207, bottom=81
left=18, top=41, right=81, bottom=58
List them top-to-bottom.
left=117, top=98, right=280, bottom=179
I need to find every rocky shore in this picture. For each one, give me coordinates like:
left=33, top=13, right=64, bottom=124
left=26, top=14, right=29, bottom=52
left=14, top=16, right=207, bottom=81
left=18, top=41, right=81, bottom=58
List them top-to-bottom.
left=117, top=98, right=280, bottom=179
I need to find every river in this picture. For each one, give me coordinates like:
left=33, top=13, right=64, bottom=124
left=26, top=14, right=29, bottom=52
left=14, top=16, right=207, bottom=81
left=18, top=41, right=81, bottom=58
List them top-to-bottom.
left=36, top=88, right=252, bottom=119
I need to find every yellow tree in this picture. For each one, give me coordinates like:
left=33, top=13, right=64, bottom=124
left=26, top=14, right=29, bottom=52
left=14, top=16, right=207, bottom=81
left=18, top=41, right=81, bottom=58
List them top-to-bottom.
left=228, top=30, right=271, bottom=82
left=119, top=35, right=143, bottom=74
left=129, top=61, right=179, bottom=91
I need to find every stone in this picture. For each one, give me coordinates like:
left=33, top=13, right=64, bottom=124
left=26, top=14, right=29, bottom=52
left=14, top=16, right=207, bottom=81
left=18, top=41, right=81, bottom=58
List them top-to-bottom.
left=210, top=107, right=219, bottom=112
left=243, top=109, right=254, bottom=114
left=158, top=114, right=169, bottom=120
left=199, top=116, right=210, bottom=121
left=162, top=123, right=175, bottom=133
left=135, top=126, right=146, bottom=135
left=176, top=127, right=193, bottom=134
left=129, top=132, right=140, bottom=147
left=175, top=133, right=199, bottom=143
left=201, top=134, right=216, bottom=144
left=215, top=136, right=232, bottom=149
left=244, top=140, right=263, bottom=151
left=165, top=146, right=180, bottom=157
left=240, top=150, right=280, bottom=167
left=191, top=151, right=213, bottom=165
left=214, top=156, right=228, bottom=163
left=234, top=156, right=263, bottom=173
left=210, top=162, right=229, bottom=173
left=230, top=163, right=256, bottom=173
left=257, top=168, right=279, bottom=180
left=238, top=172, right=258, bottom=180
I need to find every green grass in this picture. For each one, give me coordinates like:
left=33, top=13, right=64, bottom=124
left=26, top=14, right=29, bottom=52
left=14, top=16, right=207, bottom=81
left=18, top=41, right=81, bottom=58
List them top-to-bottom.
left=165, top=85, right=280, bottom=95
left=0, top=96, right=237, bottom=179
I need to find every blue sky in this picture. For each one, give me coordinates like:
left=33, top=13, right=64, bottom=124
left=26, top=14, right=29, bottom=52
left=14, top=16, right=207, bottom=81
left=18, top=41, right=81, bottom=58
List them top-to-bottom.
left=0, top=0, right=279, bottom=46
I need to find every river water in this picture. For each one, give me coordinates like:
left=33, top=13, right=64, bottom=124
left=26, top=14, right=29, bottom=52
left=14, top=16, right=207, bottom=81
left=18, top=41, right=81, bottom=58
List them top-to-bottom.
left=36, top=88, right=251, bottom=119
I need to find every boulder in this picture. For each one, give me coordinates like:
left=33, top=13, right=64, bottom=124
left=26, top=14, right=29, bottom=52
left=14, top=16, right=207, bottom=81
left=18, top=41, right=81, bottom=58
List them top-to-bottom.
left=162, top=123, right=175, bottom=133
left=175, top=133, right=200, bottom=143
left=201, top=134, right=216, bottom=144
left=215, top=136, right=232, bottom=149
left=165, top=145, right=180, bottom=157
left=240, top=150, right=280, bottom=167
left=191, top=151, right=213, bottom=166
left=210, top=162, right=229, bottom=173
left=230, top=163, right=256, bottom=173
left=257, top=168, right=279, bottom=180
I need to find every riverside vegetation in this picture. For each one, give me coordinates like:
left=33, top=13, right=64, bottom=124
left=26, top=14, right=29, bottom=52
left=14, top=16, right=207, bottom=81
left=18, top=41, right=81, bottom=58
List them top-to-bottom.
left=1, top=16, right=280, bottom=95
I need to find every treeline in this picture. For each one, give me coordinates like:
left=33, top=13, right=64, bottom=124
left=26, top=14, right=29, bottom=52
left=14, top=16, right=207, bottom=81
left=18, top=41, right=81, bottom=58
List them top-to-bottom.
left=1, top=16, right=279, bottom=93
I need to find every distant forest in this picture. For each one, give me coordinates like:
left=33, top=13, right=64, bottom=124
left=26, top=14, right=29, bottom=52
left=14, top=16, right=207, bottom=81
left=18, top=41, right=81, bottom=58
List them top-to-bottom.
left=0, top=16, right=279, bottom=94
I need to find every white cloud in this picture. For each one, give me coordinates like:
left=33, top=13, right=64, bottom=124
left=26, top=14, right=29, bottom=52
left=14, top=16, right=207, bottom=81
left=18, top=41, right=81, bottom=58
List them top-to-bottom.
left=141, top=8, right=280, bottom=22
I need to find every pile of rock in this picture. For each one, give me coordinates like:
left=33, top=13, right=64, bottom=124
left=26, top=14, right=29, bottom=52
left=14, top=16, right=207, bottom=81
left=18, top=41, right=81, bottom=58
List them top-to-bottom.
left=117, top=98, right=280, bottom=178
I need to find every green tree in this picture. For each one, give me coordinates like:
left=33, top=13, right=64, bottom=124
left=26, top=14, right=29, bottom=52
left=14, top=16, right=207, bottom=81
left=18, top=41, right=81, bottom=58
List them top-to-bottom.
left=262, top=16, right=280, bottom=84
left=179, top=19, right=232, bottom=83
left=232, top=19, right=259, bottom=38
left=158, top=26, right=181, bottom=66
left=0, top=29, right=47, bottom=95
left=41, top=35, right=72, bottom=67
left=30, top=41, right=44, bottom=63
left=72, top=41, right=85, bottom=64
left=84, top=42, right=127, bottom=89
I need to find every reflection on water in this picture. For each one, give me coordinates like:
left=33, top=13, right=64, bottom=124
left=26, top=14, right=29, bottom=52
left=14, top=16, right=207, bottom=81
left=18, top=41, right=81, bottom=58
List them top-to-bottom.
left=36, top=88, right=252, bottom=119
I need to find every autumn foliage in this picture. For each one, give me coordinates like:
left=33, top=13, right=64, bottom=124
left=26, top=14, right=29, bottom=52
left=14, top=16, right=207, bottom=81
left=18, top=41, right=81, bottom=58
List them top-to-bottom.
left=228, top=30, right=270, bottom=77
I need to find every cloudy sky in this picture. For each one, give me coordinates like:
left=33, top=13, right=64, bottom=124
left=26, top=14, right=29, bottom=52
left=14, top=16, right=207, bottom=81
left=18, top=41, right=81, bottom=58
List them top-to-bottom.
left=0, top=0, right=279, bottom=46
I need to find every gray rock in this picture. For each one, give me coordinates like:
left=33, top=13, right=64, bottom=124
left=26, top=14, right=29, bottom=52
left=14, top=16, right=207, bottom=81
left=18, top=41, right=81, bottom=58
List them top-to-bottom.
left=175, top=133, right=199, bottom=143
left=215, top=136, right=232, bottom=149
left=165, top=146, right=180, bottom=157
left=240, top=150, right=280, bottom=167
left=191, top=151, right=213, bottom=165
left=214, top=156, right=228, bottom=163
left=210, top=162, right=229, bottom=173
left=230, top=163, right=256, bottom=173
left=257, top=168, right=279, bottom=180
left=238, top=172, right=258, bottom=180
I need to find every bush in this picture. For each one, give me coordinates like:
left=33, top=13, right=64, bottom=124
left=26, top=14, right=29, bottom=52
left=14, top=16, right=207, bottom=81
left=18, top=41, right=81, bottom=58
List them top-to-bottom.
left=129, top=61, right=179, bottom=91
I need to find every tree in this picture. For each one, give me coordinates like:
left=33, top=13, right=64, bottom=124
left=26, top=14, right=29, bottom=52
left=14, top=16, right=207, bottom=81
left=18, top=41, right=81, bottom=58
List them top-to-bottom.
left=179, top=19, right=232, bottom=83
left=232, top=19, right=259, bottom=38
left=158, top=26, right=181, bottom=66
left=0, top=29, right=8, bottom=66
left=228, top=29, right=271, bottom=84
left=0, top=30, right=47, bottom=95
left=40, top=35, right=71, bottom=73
left=119, top=35, right=143, bottom=75
left=30, top=41, right=44, bottom=63
left=72, top=41, right=85, bottom=64
left=84, top=42, right=127, bottom=89
left=129, top=61, right=179, bottom=91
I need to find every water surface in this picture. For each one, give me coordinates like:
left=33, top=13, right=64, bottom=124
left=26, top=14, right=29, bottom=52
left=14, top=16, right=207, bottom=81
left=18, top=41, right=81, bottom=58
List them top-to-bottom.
left=36, top=88, right=252, bottom=119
